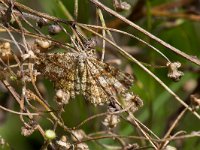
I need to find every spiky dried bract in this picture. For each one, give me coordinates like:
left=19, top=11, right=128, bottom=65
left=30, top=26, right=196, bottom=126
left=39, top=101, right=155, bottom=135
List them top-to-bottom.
left=35, top=49, right=142, bottom=107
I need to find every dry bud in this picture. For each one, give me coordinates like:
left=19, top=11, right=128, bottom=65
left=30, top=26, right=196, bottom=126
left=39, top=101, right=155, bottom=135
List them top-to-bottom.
left=113, top=0, right=131, bottom=11
left=48, top=24, right=62, bottom=35
left=35, top=39, right=52, bottom=49
left=0, top=42, right=11, bottom=56
left=21, top=50, right=37, bottom=60
left=166, top=62, right=184, bottom=82
left=17, top=68, right=40, bottom=82
left=56, top=89, right=70, bottom=105
left=123, top=93, right=143, bottom=113
left=102, top=114, right=120, bottom=128
left=21, top=121, right=37, bottom=136
left=56, top=136, right=71, bottom=150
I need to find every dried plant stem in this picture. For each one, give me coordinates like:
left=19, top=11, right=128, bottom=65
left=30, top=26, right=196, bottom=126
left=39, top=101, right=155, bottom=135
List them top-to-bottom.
left=0, top=0, right=66, bottom=23
left=53, top=0, right=85, bottom=36
left=74, top=0, right=78, bottom=20
left=90, top=0, right=200, bottom=66
left=97, top=8, right=106, bottom=61
left=152, top=10, right=200, bottom=21
left=78, top=23, right=170, bottom=62
left=79, top=24, right=200, bottom=120
left=2, top=26, right=75, bottom=50
left=1, top=80, right=46, bottom=137
left=1, top=80, right=21, bottom=103
left=26, top=91, right=70, bottom=132
left=75, top=102, right=136, bottom=129
left=0, top=104, right=39, bottom=116
left=159, top=108, right=187, bottom=149
left=127, top=113, right=158, bottom=149
left=86, top=131, right=200, bottom=143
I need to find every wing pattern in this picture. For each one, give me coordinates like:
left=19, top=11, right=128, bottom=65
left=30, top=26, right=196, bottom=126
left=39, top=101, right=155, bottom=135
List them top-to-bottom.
left=35, top=51, right=143, bottom=107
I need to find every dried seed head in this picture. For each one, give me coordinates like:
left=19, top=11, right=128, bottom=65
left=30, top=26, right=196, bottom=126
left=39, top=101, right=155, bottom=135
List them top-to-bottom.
left=113, top=0, right=131, bottom=11
left=48, top=24, right=62, bottom=35
left=35, top=39, right=52, bottom=49
left=0, top=42, right=11, bottom=56
left=3, top=42, right=10, bottom=49
left=21, top=50, right=37, bottom=60
left=166, top=62, right=184, bottom=82
left=17, top=68, right=40, bottom=82
left=56, top=89, right=70, bottom=105
left=123, top=93, right=143, bottom=113
left=190, top=94, right=200, bottom=110
left=102, top=114, right=120, bottom=128
left=21, top=121, right=37, bottom=136
left=21, top=126, right=35, bottom=136
left=71, top=130, right=86, bottom=142
left=56, top=136, right=71, bottom=150
left=76, top=143, right=89, bottom=150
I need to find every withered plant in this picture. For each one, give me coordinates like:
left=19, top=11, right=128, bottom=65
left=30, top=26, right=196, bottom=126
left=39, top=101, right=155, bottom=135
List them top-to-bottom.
left=0, top=0, right=200, bottom=150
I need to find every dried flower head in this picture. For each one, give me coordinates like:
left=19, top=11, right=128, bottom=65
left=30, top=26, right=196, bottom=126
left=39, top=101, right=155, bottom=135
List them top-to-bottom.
left=113, top=0, right=131, bottom=11
left=48, top=24, right=62, bottom=35
left=35, top=39, right=52, bottom=49
left=0, top=42, right=11, bottom=56
left=21, top=50, right=37, bottom=60
left=166, top=62, right=184, bottom=81
left=17, top=68, right=40, bottom=82
left=56, top=89, right=70, bottom=105
left=123, top=94, right=143, bottom=112
left=102, top=114, right=120, bottom=128
left=21, top=121, right=38, bottom=136
left=56, top=136, right=71, bottom=150
left=76, top=143, right=89, bottom=150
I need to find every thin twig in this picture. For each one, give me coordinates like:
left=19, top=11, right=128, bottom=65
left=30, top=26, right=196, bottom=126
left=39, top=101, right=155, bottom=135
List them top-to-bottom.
left=90, top=0, right=200, bottom=66
left=97, top=8, right=106, bottom=61
left=78, top=23, right=171, bottom=62
left=79, top=24, right=200, bottom=120
left=0, top=105, right=39, bottom=116
left=159, top=108, right=187, bottom=149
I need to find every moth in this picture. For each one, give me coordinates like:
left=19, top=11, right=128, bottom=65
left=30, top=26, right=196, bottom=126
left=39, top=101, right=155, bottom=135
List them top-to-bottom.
left=35, top=49, right=142, bottom=107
